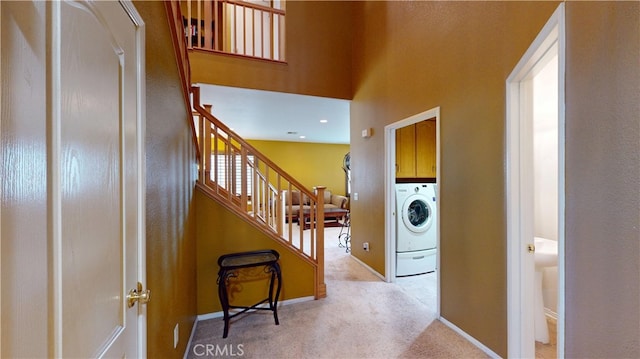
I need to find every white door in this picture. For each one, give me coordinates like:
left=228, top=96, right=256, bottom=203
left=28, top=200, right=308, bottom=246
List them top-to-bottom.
left=52, top=1, right=146, bottom=357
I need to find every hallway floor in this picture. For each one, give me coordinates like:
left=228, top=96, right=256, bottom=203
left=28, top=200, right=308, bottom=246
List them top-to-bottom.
left=186, top=227, right=488, bottom=358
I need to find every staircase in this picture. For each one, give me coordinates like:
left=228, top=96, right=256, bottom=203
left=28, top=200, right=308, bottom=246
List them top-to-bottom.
left=166, top=0, right=326, bottom=300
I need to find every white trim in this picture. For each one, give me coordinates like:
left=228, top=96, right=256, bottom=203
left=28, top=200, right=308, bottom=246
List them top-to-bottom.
left=121, top=1, right=149, bottom=356
left=0, top=2, right=3, bottom=351
left=506, top=3, right=565, bottom=358
left=556, top=8, right=566, bottom=356
left=383, top=107, right=440, bottom=318
left=384, top=125, right=397, bottom=282
left=349, top=253, right=386, bottom=281
left=439, top=317, right=501, bottom=359
left=183, top=319, right=199, bottom=359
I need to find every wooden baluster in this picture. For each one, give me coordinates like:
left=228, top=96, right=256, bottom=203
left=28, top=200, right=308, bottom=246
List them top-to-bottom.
left=186, top=0, right=192, bottom=48
left=197, top=0, right=202, bottom=48
left=204, top=0, right=212, bottom=49
left=214, top=0, right=219, bottom=51
left=242, top=4, right=247, bottom=56
left=203, top=104, right=213, bottom=186
left=240, top=147, right=248, bottom=213
left=264, top=165, right=270, bottom=223
left=276, top=174, right=282, bottom=236
left=286, top=183, right=293, bottom=245
left=315, top=186, right=326, bottom=299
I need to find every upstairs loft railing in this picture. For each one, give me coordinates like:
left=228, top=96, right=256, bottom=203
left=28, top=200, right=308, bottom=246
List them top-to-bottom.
left=181, top=0, right=286, bottom=62
left=191, top=87, right=326, bottom=299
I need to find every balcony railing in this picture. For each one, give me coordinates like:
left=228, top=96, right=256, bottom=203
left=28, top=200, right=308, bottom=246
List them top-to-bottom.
left=182, top=0, right=286, bottom=62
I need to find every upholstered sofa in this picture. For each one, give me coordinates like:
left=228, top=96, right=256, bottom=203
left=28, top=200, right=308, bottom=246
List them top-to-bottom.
left=282, top=189, right=348, bottom=225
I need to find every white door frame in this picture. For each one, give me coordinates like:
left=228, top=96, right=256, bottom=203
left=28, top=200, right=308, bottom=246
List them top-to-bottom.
left=123, top=1, right=148, bottom=355
left=111, top=2, right=148, bottom=355
left=506, top=3, right=565, bottom=358
left=384, top=107, right=440, bottom=310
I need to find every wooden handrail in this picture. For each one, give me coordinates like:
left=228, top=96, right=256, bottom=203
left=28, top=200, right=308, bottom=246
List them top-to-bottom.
left=165, top=0, right=201, bottom=161
left=165, top=0, right=322, bottom=299
left=223, top=0, right=285, bottom=16
left=191, top=86, right=325, bottom=299
left=191, top=88, right=310, bottom=195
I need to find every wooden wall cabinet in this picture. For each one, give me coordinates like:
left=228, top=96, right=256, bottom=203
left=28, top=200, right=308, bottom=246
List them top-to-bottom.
left=395, top=120, right=436, bottom=178
left=395, top=124, right=416, bottom=178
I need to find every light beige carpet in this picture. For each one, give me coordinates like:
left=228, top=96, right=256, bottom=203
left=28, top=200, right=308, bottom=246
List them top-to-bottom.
left=187, top=228, right=489, bottom=358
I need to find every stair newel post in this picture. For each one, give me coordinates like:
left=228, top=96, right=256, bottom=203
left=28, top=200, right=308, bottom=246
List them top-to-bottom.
left=315, top=186, right=327, bottom=299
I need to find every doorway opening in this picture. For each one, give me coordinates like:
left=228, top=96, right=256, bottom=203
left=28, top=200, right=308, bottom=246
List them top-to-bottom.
left=506, top=3, right=565, bottom=358
left=384, top=107, right=440, bottom=314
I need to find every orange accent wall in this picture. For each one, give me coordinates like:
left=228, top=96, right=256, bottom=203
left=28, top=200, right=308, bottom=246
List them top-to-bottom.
left=189, top=1, right=353, bottom=100
left=350, top=2, right=560, bottom=356
left=247, top=140, right=350, bottom=196
left=195, top=188, right=315, bottom=314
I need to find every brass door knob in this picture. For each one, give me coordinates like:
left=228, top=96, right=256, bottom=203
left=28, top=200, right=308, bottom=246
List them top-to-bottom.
left=527, top=244, right=536, bottom=254
left=127, top=282, right=151, bottom=308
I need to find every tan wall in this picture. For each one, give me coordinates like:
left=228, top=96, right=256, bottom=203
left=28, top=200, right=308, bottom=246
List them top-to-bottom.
left=190, top=1, right=353, bottom=100
left=134, top=2, right=198, bottom=358
left=350, top=2, right=560, bottom=356
left=564, top=2, right=640, bottom=357
left=248, top=140, right=350, bottom=196
left=195, top=189, right=315, bottom=314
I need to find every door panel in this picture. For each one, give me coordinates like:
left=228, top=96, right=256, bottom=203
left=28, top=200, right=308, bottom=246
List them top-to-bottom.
left=54, top=1, right=144, bottom=357
left=416, top=120, right=436, bottom=177
left=395, top=124, right=416, bottom=178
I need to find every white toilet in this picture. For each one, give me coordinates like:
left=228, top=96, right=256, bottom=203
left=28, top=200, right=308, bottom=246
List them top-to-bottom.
left=533, top=236, right=558, bottom=344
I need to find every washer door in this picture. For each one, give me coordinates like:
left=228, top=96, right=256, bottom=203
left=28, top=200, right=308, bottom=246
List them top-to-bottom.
left=401, top=194, right=433, bottom=233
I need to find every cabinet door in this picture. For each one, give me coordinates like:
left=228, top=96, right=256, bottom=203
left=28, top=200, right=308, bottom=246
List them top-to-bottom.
left=416, top=120, right=437, bottom=177
left=396, top=124, right=416, bottom=178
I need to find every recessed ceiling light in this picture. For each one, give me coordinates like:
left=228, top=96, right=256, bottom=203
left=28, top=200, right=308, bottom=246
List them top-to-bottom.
left=320, top=119, right=328, bottom=123
left=299, top=135, right=306, bottom=139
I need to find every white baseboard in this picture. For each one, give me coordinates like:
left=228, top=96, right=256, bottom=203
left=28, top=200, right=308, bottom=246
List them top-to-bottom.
left=349, top=253, right=386, bottom=281
left=196, top=295, right=315, bottom=322
left=186, top=296, right=315, bottom=357
left=439, top=316, right=502, bottom=359
left=183, top=317, right=199, bottom=359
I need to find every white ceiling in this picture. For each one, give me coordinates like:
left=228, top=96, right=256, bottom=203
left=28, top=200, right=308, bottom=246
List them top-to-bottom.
left=196, top=84, right=351, bottom=144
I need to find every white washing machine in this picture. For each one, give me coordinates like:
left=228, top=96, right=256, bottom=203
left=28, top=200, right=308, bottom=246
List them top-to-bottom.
left=396, top=183, right=437, bottom=276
